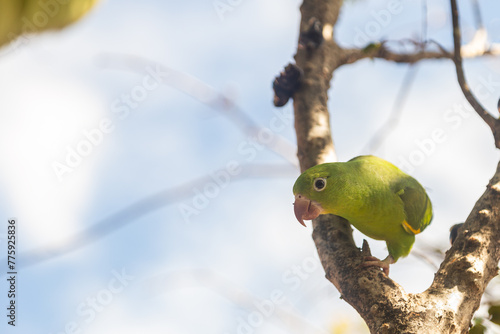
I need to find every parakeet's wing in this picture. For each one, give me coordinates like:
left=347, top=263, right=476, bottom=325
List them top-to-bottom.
left=347, top=155, right=433, bottom=234
left=397, top=183, right=433, bottom=235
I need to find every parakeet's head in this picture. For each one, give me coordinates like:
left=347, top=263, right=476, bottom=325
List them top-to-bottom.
left=292, top=163, right=343, bottom=226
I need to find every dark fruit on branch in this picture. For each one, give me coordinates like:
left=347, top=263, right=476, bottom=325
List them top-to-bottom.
left=273, top=63, right=304, bottom=107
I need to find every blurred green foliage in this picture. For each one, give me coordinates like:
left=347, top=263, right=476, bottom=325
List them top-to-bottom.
left=0, top=0, right=98, bottom=47
left=489, top=305, right=500, bottom=326
left=469, top=319, right=486, bottom=334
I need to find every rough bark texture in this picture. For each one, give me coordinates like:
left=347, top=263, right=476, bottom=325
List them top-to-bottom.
left=290, top=0, right=500, bottom=333
left=293, top=0, right=342, bottom=171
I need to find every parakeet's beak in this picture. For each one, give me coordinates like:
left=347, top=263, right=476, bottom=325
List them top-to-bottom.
left=293, top=194, right=323, bottom=227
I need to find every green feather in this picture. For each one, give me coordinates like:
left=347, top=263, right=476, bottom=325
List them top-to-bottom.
left=293, top=155, right=433, bottom=263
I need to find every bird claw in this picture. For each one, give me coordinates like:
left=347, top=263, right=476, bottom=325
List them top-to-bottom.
left=360, top=255, right=393, bottom=276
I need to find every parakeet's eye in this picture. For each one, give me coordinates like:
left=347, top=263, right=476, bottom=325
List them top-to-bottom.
left=313, top=177, right=327, bottom=191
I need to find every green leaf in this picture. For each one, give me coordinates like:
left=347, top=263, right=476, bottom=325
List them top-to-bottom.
left=0, top=0, right=99, bottom=48
left=488, top=305, right=500, bottom=325
left=469, top=317, right=486, bottom=334
left=469, top=323, right=486, bottom=334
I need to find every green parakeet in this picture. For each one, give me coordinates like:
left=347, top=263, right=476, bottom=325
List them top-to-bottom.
left=292, top=155, right=433, bottom=275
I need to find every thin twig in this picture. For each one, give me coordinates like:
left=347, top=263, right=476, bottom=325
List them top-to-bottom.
left=421, top=0, right=428, bottom=43
left=450, top=0, right=500, bottom=149
left=471, top=0, right=484, bottom=29
left=96, top=53, right=299, bottom=166
left=362, top=64, right=419, bottom=154
left=14, top=163, right=297, bottom=268
left=410, top=248, right=439, bottom=271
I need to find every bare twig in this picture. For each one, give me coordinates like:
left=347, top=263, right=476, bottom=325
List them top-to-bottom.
left=421, top=0, right=428, bottom=43
left=450, top=0, right=500, bottom=149
left=471, top=0, right=484, bottom=29
left=340, top=34, right=500, bottom=67
left=340, top=44, right=450, bottom=66
left=96, top=53, right=299, bottom=166
left=362, top=64, right=419, bottom=154
left=14, top=163, right=297, bottom=268
left=410, top=248, right=439, bottom=271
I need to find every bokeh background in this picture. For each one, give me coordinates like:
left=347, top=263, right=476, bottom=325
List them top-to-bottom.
left=1, top=0, right=500, bottom=333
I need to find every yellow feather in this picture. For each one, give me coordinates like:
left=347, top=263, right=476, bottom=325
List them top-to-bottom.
left=402, top=220, right=421, bottom=234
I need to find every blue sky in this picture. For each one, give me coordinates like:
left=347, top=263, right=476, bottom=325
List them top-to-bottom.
left=0, top=0, right=500, bottom=333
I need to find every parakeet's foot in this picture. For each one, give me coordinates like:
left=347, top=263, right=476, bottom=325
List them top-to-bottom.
left=361, top=255, right=394, bottom=276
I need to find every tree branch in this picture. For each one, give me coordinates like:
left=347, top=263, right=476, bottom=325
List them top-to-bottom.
left=450, top=0, right=500, bottom=149
left=293, top=1, right=342, bottom=171
left=339, top=38, right=500, bottom=67
left=340, top=44, right=450, bottom=66
left=428, top=160, right=500, bottom=330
